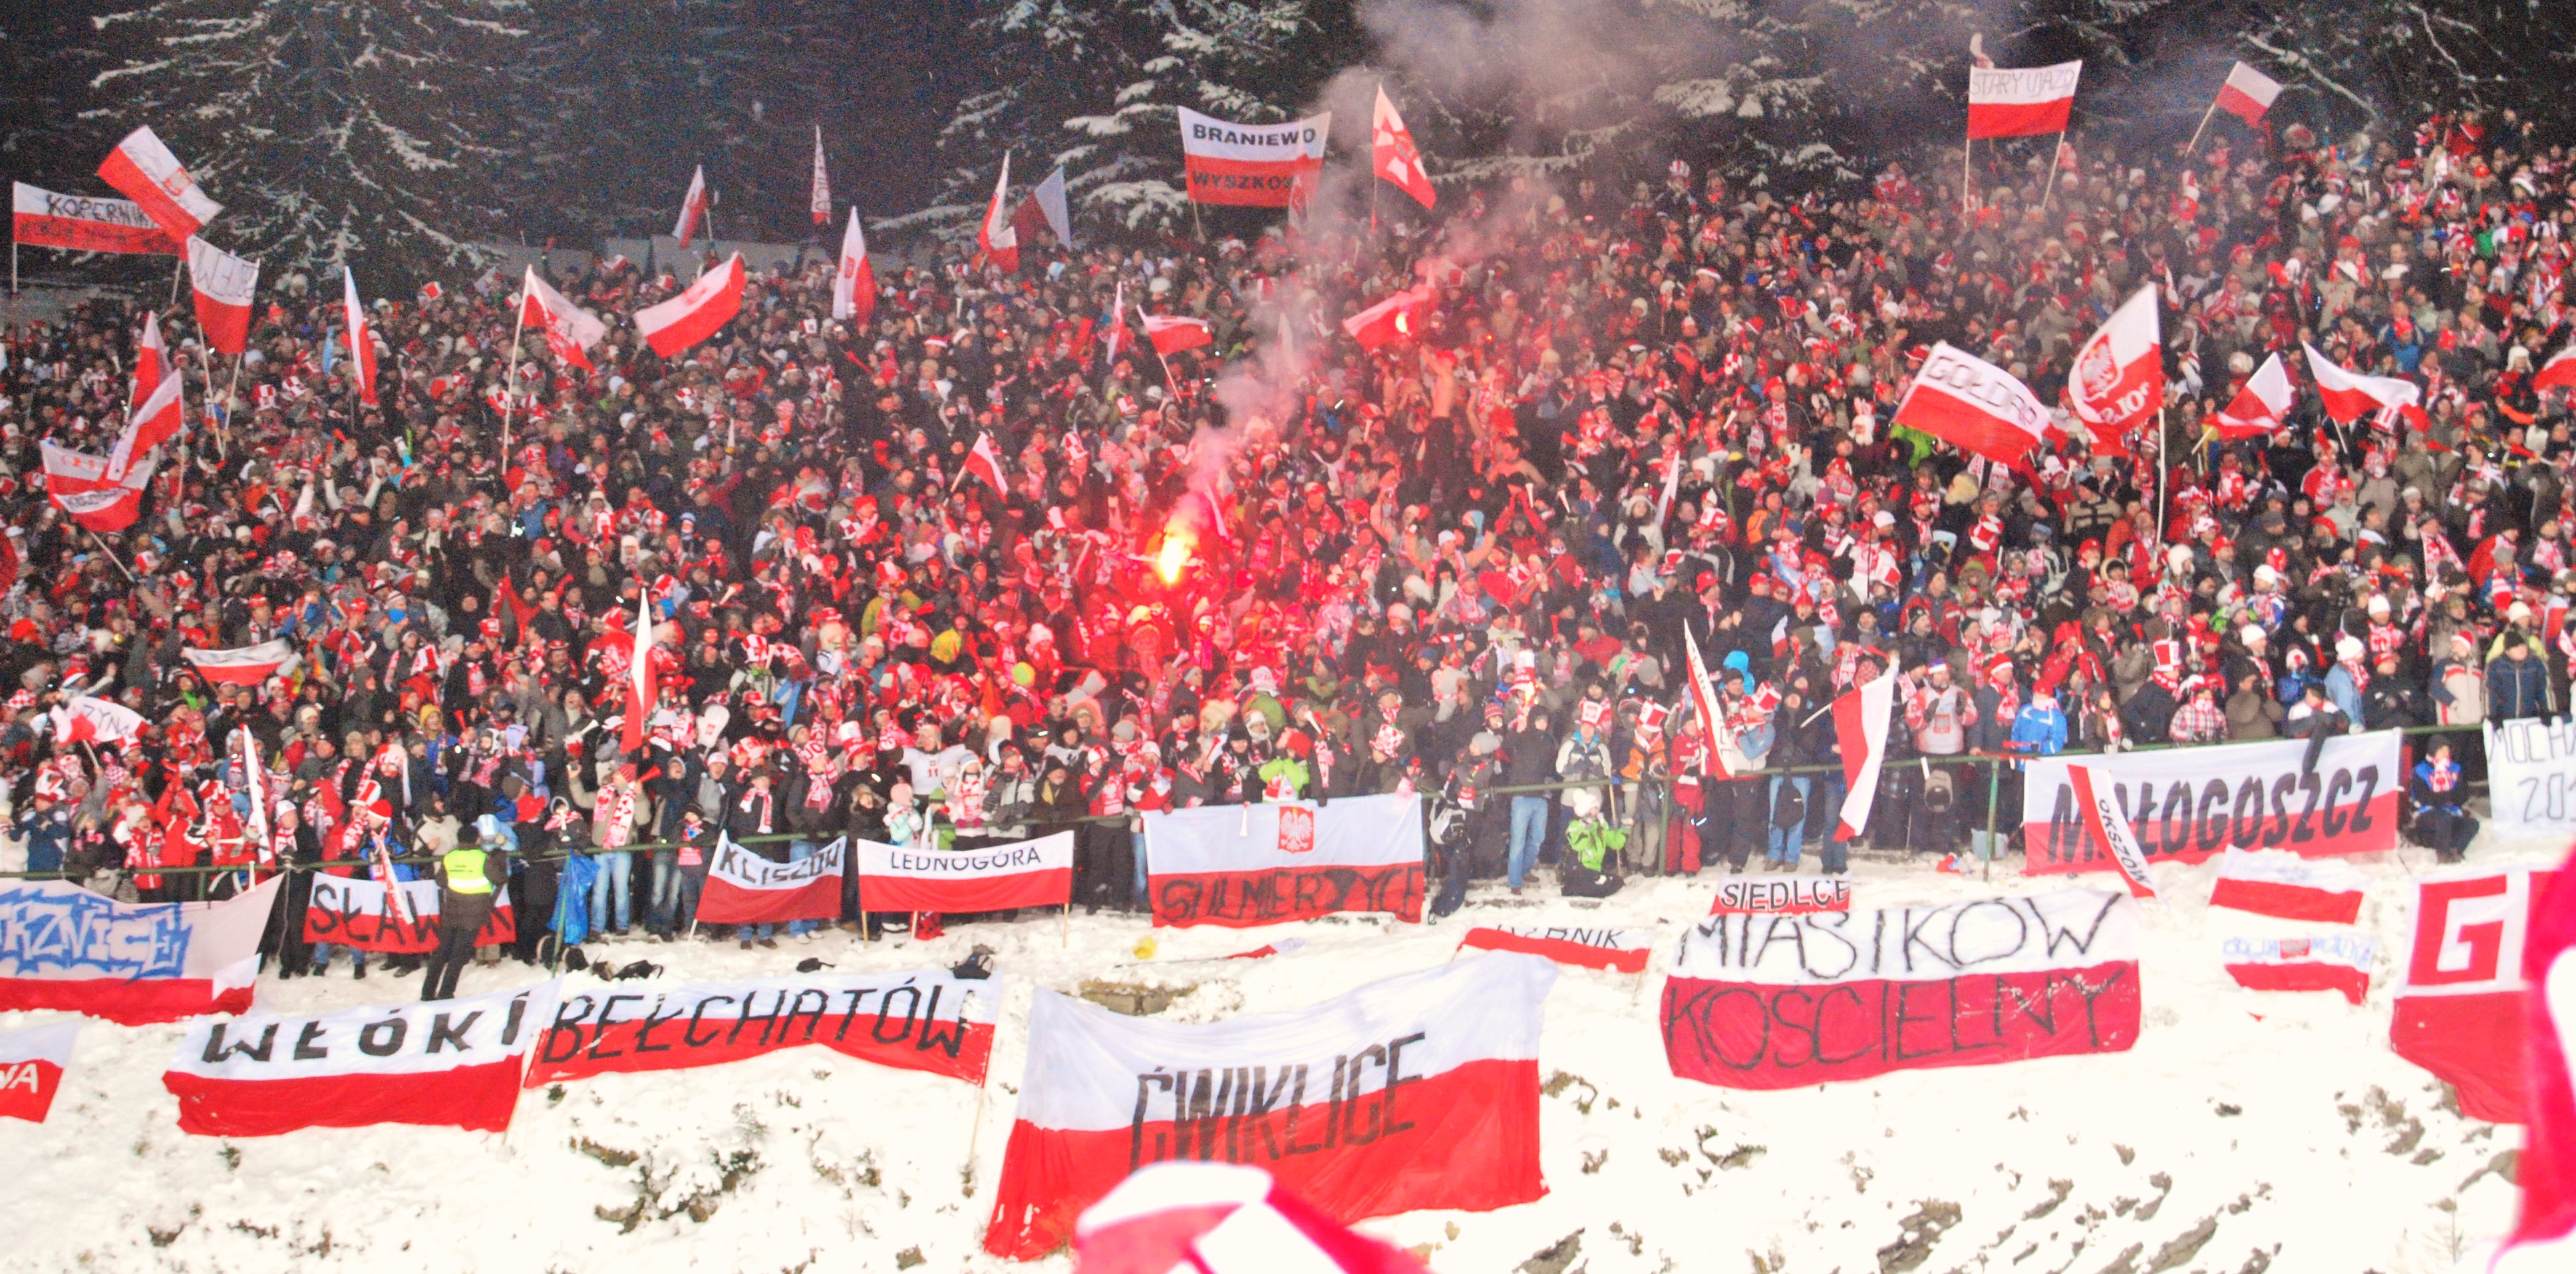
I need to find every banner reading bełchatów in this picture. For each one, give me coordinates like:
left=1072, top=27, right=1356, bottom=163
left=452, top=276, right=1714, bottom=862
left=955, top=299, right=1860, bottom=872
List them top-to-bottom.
left=2020, top=731, right=2400, bottom=873
left=1144, top=794, right=1424, bottom=927
left=854, top=832, right=1072, bottom=913
left=0, top=876, right=281, bottom=1024
left=301, top=876, right=516, bottom=953
left=526, top=970, right=999, bottom=1086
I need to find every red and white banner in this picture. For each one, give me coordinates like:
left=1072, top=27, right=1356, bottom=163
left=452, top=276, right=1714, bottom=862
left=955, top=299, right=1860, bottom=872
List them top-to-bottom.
left=1966, top=61, right=2082, bottom=138
left=2213, top=61, right=2282, bottom=123
left=1371, top=86, right=1436, bottom=211
left=1178, top=106, right=1329, bottom=208
left=97, top=126, right=222, bottom=239
left=978, top=154, right=1019, bottom=273
left=673, top=164, right=709, bottom=247
left=1011, top=164, right=1073, bottom=247
left=12, top=182, right=178, bottom=256
left=832, top=208, right=874, bottom=325
left=185, top=236, right=257, bottom=355
left=634, top=253, right=744, bottom=359
left=518, top=266, right=607, bottom=370
left=340, top=267, right=377, bottom=404
left=2067, top=284, right=2162, bottom=438
left=1341, top=285, right=1430, bottom=351
left=1141, top=312, right=1213, bottom=356
left=1892, top=341, right=2052, bottom=468
left=2303, top=341, right=2422, bottom=429
left=2537, top=345, right=2576, bottom=395
left=2211, top=351, right=2294, bottom=439
left=106, top=366, right=182, bottom=484
left=959, top=430, right=1007, bottom=494
left=41, top=437, right=155, bottom=534
left=182, top=638, right=299, bottom=686
left=1831, top=665, right=1895, bottom=839
left=48, top=693, right=149, bottom=746
left=2484, top=716, right=2576, bottom=841
left=2020, top=730, right=2400, bottom=873
left=2067, top=762, right=2160, bottom=900
left=1142, top=793, right=1425, bottom=928
left=855, top=832, right=1072, bottom=913
left=695, top=835, right=847, bottom=925
left=2209, top=847, right=2366, bottom=923
left=2484, top=850, right=2576, bottom=1270
left=2394, top=864, right=2557, bottom=1123
left=299, top=875, right=516, bottom=955
left=1710, top=876, right=1852, bottom=915
left=0, top=877, right=280, bottom=1024
left=1662, top=889, right=2140, bottom=1090
left=1458, top=925, right=1651, bottom=973
left=2222, top=934, right=2374, bottom=1005
left=983, top=953, right=1555, bottom=1260
left=525, top=969, right=998, bottom=1087
left=164, top=981, right=558, bottom=1137
left=0, top=1021, right=78, bottom=1123
left=1073, top=1163, right=1432, bottom=1274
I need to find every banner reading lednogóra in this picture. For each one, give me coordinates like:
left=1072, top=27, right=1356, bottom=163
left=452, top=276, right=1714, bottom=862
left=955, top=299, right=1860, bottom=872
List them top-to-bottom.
left=1178, top=106, right=1328, bottom=208
left=2020, top=730, right=2400, bottom=872
left=855, top=831, right=1072, bottom=912
left=1661, top=889, right=2140, bottom=1089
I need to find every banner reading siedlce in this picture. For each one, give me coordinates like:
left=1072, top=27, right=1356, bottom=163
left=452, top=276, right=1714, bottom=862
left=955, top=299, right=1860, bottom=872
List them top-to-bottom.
left=2019, top=730, right=2402, bottom=873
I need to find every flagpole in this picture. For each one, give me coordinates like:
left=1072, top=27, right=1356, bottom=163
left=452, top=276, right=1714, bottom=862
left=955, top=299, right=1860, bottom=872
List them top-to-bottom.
left=2185, top=97, right=2219, bottom=156
left=2042, top=134, right=2068, bottom=211
left=1962, top=138, right=1974, bottom=215
left=168, top=257, right=182, bottom=308
left=498, top=278, right=529, bottom=458
left=2154, top=404, right=2170, bottom=547
left=87, top=528, right=137, bottom=583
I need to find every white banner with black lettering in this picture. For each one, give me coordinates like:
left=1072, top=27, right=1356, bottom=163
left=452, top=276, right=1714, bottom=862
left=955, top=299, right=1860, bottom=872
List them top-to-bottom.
left=2485, top=715, right=2576, bottom=840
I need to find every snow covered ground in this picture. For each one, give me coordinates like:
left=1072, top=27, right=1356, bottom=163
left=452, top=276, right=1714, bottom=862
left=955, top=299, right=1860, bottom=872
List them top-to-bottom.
left=1, top=832, right=2559, bottom=1274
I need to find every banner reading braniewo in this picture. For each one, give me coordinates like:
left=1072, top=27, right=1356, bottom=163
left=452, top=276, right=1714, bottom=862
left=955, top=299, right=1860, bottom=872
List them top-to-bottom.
left=1177, top=106, right=1329, bottom=208
left=2019, top=731, right=2400, bottom=873
left=1144, top=794, right=1424, bottom=928
left=854, top=832, right=1072, bottom=913
left=0, top=876, right=281, bottom=1024
left=1662, top=888, right=2140, bottom=1090
left=983, top=953, right=1556, bottom=1260
left=526, top=970, right=999, bottom=1086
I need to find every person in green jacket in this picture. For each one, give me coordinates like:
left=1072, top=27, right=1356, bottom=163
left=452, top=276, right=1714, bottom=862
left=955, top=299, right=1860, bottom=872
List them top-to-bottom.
left=1560, top=787, right=1625, bottom=898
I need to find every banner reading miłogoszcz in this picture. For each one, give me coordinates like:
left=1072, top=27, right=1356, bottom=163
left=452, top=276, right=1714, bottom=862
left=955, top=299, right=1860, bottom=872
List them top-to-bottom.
left=1177, top=106, right=1328, bottom=208
left=2484, top=716, right=2576, bottom=840
left=2020, top=731, right=2401, bottom=873
left=1143, top=794, right=1424, bottom=927
left=854, top=832, right=1072, bottom=913
left=2392, top=864, right=2558, bottom=1123
left=301, top=875, right=516, bottom=953
left=0, top=876, right=281, bottom=1024
left=1661, top=888, right=2141, bottom=1089
left=983, top=953, right=1555, bottom=1260
left=526, top=969, right=999, bottom=1086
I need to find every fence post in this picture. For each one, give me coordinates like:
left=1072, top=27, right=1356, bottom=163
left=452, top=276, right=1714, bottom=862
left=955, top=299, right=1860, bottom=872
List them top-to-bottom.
left=1982, top=759, right=2001, bottom=883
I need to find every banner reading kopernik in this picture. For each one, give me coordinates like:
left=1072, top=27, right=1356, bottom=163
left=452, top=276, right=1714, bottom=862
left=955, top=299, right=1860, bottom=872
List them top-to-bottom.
left=12, top=182, right=179, bottom=255
left=2020, top=731, right=2401, bottom=872
left=1143, top=794, right=1424, bottom=927
left=0, top=876, right=281, bottom=1024
left=1661, top=888, right=2141, bottom=1090
left=983, top=953, right=1555, bottom=1261
left=526, top=971, right=998, bottom=1086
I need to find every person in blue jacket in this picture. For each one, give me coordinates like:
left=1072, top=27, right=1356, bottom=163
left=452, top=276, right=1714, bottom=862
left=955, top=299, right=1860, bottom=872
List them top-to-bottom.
left=2008, top=685, right=2068, bottom=756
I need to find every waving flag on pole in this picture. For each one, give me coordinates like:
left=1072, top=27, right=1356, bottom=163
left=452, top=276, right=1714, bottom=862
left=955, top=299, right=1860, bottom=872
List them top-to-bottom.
left=1966, top=61, right=2083, bottom=138
left=2213, top=62, right=2283, bottom=123
left=1372, top=86, right=1437, bottom=210
left=97, top=126, right=222, bottom=239
left=809, top=126, right=830, bottom=225
left=978, top=154, right=1019, bottom=272
left=1011, top=164, right=1072, bottom=247
left=673, top=165, right=710, bottom=247
left=832, top=209, right=873, bottom=325
left=186, top=237, right=257, bottom=356
left=633, top=253, right=745, bottom=358
left=340, top=267, right=377, bottom=405
left=518, top=267, right=607, bottom=370
left=1100, top=281, right=1130, bottom=363
left=2067, top=285, right=2162, bottom=438
left=132, top=311, right=166, bottom=402
left=1140, top=311, right=1213, bottom=356
left=1891, top=341, right=2053, bottom=469
left=2303, top=342, right=2423, bottom=430
left=2535, top=345, right=2576, bottom=395
left=2211, top=351, right=2295, bottom=439
left=108, top=365, right=184, bottom=483
left=958, top=431, right=1007, bottom=494
left=41, top=442, right=155, bottom=532
left=623, top=588, right=657, bottom=756
left=1682, top=628, right=1734, bottom=780
left=1832, top=665, right=1897, bottom=841
left=2479, top=848, right=2576, bottom=1271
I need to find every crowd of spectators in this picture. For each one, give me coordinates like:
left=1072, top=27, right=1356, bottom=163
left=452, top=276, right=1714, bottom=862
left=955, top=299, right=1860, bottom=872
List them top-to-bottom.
left=5, top=108, right=2572, bottom=975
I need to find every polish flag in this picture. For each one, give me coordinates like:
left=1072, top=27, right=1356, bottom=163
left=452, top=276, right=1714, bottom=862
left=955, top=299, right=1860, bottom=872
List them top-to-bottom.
left=1966, top=61, right=2082, bottom=139
left=2213, top=62, right=2283, bottom=124
left=1372, top=86, right=1437, bottom=210
left=97, top=126, right=223, bottom=239
left=809, top=126, right=830, bottom=225
left=978, top=154, right=1019, bottom=273
left=1011, top=163, right=1073, bottom=247
left=673, top=164, right=710, bottom=247
left=832, top=208, right=874, bottom=325
left=186, top=236, right=258, bottom=356
left=633, top=253, right=745, bottom=359
left=518, top=266, right=608, bottom=370
left=341, top=267, right=377, bottom=404
left=1100, top=281, right=1131, bottom=363
left=1342, top=285, right=1431, bottom=350
left=2067, top=285, right=2162, bottom=438
left=133, top=309, right=166, bottom=402
left=1140, top=311, right=1213, bottom=356
left=1891, top=341, right=2052, bottom=469
left=2303, top=342, right=2422, bottom=429
left=2535, top=345, right=2576, bottom=395
left=2211, top=351, right=2295, bottom=439
left=108, top=354, right=186, bottom=482
left=958, top=430, right=1007, bottom=494
left=41, top=440, right=156, bottom=532
left=622, top=588, right=657, bottom=755
left=1681, top=628, right=1734, bottom=780
left=182, top=639, right=300, bottom=687
left=1831, top=665, right=1897, bottom=842
left=2067, top=762, right=2159, bottom=900
left=855, top=831, right=1072, bottom=912
left=695, top=835, right=848, bottom=925
left=2208, top=847, right=2366, bottom=923
left=2482, top=848, right=2576, bottom=1271
left=2394, top=865, right=2557, bottom=1124
left=0, top=877, right=279, bottom=1024
left=1457, top=925, right=1651, bottom=973
left=2221, top=934, right=2375, bottom=1005
left=983, top=954, right=1555, bottom=1260
left=523, top=970, right=998, bottom=1088
left=164, top=981, right=558, bottom=1137
left=0, top=1022, right=78, bottom=1124
left=1072, top=1163, right=1432, bottom=1274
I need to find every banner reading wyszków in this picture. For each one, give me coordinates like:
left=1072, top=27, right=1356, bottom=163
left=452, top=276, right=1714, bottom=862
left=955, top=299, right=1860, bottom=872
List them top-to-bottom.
left=2020, top=731, right=2401, bottom=873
